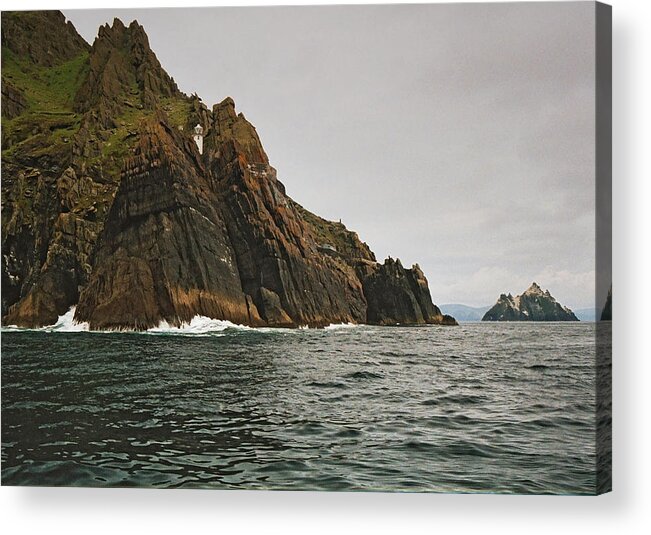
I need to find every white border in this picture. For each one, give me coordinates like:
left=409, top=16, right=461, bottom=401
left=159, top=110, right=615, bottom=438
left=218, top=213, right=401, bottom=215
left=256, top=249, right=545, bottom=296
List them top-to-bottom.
left=1, top=1, right=649, bottom=533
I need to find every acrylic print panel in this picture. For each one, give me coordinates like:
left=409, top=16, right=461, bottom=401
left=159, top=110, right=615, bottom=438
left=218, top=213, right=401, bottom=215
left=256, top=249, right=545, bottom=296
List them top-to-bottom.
left=1, top=2, right=611, bottom=494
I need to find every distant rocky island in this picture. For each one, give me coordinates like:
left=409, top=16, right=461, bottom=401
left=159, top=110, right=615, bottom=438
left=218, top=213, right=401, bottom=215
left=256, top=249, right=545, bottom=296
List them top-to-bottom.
left=1, top=11, right=456, bottom=330
left=482, top=282, right=579, bottom=322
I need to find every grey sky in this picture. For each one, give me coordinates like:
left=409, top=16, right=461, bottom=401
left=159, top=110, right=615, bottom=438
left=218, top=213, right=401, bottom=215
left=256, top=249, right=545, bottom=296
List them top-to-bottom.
left=63, top=2, right=597, bottom=309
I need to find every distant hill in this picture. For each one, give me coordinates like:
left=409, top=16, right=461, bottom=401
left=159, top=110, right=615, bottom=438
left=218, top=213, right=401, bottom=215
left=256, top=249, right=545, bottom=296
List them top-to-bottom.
left=439, top=304, right=491, bottom=322
left=574, top=308, right=597, bottom=322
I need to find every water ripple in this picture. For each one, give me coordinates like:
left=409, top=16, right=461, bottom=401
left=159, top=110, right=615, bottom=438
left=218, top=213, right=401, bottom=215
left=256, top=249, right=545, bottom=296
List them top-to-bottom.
left=1, top=322, right=601, bottom=493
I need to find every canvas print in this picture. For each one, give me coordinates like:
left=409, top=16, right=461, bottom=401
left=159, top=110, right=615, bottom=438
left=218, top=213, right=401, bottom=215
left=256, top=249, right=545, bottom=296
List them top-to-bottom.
left=1, top=2, right=611, bottom=494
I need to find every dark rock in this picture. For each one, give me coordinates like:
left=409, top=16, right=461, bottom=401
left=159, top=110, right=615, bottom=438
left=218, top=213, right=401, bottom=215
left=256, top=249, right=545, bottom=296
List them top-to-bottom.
left=1, top=79, right=27, bottom=119
left=74, top=118, right=252, bottom=330
left=359, top=258, right=456, bottom=325
left=257, top=287, right=293, bottom=327
left=600, top=287, right=612, bottom=321
left=440, top=314, right=458, bottom=326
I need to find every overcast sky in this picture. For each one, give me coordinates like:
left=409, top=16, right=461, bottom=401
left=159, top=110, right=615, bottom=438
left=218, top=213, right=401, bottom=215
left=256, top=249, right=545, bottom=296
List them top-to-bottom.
left=63, top=3, right=596, bottom=309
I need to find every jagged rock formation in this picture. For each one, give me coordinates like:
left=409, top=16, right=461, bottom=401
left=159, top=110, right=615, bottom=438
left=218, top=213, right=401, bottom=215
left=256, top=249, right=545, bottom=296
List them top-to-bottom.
left=1, top=11, right=89, bottom=67
left=2, top=11, right=455, bottom=329
left=73, top=18, right=180, bottom=129
left=358, top=259, right=456, bottom=325
left=482, top=282, right=578, bottom=322
left=600, top=287, right=612, bottom=321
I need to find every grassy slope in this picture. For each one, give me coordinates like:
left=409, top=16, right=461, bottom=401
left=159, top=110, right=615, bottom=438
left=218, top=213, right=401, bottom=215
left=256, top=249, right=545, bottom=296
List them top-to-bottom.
left=2, top=41, right=193, bottom=185
left=1, top=45, right=88, bottom=159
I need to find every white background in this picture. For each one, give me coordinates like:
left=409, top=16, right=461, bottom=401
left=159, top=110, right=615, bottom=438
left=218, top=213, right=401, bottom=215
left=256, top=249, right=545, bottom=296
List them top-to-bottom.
left=1, top=0, right=649, bottom=533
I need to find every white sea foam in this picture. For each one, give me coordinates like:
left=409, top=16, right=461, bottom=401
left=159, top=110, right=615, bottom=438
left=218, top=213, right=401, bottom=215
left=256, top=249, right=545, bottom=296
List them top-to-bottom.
left=2, top=306, right=90, bottom=332
left=48, top=307, right=90, bottom=332
left=2, top=308, right=361, bottom=335
left=2, top=309, right=245, bottom=335
left=146, top=315, right=252, bottom=335
left=323, top=322, right=359, bottom=331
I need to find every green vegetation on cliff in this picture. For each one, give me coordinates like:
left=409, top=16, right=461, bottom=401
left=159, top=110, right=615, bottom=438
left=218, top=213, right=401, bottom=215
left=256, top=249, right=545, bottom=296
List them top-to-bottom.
left=1, top=45, right=89, bottom=112
left=1, top=47, right=88, bottom=161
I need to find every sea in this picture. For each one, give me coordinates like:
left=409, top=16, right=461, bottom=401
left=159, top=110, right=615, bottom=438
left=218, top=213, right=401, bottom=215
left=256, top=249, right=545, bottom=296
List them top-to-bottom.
left=1, top=311, right=606, bottom=494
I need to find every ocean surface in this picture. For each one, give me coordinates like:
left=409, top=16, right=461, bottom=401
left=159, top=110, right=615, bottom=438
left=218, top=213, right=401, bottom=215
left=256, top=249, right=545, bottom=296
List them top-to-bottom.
left=1, top=315, right=603, bottom=494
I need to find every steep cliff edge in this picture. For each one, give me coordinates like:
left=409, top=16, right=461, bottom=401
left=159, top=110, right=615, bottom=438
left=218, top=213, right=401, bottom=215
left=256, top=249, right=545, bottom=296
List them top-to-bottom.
left=2, top=11, right=91, bottom=325
left=2, top=12, right=454, bottom=329
left=2, top=13, right=190, bottom=326
left=73, top=116, right=255, bottom=330
left=356, top=259, right=456, bottom=325
left=482, top=282, right=578, bottom=322
left=600, top=287, right=612, bottom=321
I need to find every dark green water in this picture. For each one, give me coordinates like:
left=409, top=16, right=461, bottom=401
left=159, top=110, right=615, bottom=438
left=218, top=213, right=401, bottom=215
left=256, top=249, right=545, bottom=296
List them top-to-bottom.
left=1, top=322, right=600, bottom=493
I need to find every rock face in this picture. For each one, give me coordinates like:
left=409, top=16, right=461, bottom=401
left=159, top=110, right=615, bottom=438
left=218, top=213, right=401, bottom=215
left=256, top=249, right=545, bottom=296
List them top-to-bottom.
left=1, top=11, right=89, bottom=67
left=2, top=11, right=93, bottom=326
left=2, top=12, right=455, bottom=329
left=73, top=18, right=180, bottom=128
left=1, top=78, right=27, bottom=119
left=358, top=259, right=456, bottom=325
left=482, top=282, right=579, bottom=322
left=600, top=287, right=612, bottom=321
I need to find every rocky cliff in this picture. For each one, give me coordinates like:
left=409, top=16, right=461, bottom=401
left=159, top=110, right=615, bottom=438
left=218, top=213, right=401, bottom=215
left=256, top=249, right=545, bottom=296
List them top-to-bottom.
left=2, top=11, right=455, bottom=329
left=482, top=282, right=578, bottom=322
left=600, top=287, right=612, bottom=321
